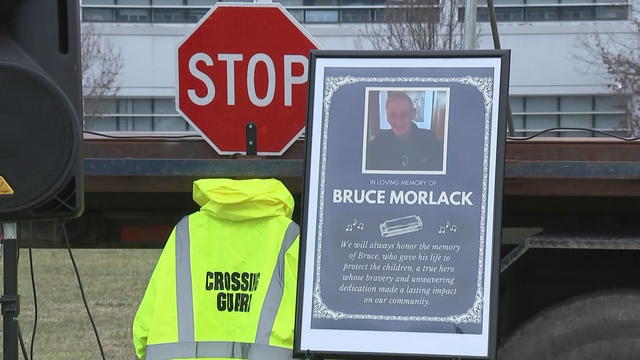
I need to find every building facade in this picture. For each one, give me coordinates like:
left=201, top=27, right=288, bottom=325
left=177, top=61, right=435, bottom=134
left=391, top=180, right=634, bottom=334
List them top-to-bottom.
left=80, top=0, right=635, bottom=137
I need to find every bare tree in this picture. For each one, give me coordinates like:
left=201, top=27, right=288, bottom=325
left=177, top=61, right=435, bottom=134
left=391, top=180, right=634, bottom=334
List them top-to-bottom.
left=360, top=0, right=463, bottom=51
left=582, top=15, right=640, bottom=137
left=81, top=23, right=123, bottom=123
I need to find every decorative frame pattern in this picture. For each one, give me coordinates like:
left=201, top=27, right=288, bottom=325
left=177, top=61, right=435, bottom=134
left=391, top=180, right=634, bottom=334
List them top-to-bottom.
left=312, top=76, right=493, bottom=324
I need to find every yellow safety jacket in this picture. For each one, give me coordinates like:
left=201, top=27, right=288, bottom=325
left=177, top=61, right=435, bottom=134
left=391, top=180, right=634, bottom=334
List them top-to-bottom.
left=133, top=178, right=299, bottom=360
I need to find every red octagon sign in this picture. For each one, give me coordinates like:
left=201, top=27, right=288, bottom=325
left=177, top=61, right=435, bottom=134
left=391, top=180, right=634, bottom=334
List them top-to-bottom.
left=177, top=3, right=319, bottom=155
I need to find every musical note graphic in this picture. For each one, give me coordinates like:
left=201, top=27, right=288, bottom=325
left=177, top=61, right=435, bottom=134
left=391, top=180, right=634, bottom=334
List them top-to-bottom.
left=345, top=219, right=365, bottom=232
left=438, top=220, right=458, bottom=234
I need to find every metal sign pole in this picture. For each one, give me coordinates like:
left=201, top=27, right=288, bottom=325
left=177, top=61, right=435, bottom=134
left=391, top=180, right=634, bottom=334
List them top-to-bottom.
left=463, top=0, right=478, bottom=50
left=246, top=122, right=258, bottom=156
left=1, top=223, right=19, bottom=360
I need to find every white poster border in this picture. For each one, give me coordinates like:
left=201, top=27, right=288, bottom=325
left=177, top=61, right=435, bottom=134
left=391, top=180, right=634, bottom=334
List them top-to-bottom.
left=297, top=54, right=507, bottom=358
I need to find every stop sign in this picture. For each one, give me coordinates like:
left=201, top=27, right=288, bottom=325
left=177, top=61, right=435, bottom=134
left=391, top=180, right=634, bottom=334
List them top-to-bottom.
left=176, top=3, right=319, bottom=155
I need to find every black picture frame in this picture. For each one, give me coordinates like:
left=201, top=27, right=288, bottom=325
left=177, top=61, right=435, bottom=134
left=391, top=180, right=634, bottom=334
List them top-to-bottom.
left=295, top=50, right=510, bottom=360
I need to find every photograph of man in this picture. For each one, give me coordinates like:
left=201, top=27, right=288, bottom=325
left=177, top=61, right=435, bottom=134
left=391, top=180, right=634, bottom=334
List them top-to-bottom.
left=365, top=90, right=446, bottom=172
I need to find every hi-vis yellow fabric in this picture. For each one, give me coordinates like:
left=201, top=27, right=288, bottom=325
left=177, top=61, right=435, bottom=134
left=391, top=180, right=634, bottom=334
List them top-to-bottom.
left=133, top=178, right=299, bottom=360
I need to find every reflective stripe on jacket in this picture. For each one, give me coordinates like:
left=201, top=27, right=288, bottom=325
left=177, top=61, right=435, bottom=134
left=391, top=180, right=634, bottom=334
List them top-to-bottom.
left=133, top=179, right=299, bottom=360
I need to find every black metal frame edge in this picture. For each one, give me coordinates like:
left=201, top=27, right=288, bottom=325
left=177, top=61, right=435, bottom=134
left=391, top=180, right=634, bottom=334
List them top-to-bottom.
left=293, top=49, right=318, bottom=358
left=294, top=49, right=511, bottom=360
left=301, top=49, right=510, bottom=59
left=489, top=50, right=511, bottom=360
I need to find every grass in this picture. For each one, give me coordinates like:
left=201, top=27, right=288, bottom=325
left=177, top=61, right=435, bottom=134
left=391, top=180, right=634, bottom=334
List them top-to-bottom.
left=0, top=248, right=161, bottom=359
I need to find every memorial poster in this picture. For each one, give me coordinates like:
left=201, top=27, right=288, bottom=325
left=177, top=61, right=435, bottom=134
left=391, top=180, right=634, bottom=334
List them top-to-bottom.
left=296, top=51, right=510, bottom=359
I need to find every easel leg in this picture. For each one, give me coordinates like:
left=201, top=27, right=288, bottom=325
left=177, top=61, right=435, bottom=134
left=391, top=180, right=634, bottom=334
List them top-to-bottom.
left=1, top=223, right=19, bottom=360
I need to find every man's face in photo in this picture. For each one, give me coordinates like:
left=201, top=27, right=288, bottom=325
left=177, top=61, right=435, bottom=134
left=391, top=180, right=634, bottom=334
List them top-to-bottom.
left=386, top=94, right=416, bottom=139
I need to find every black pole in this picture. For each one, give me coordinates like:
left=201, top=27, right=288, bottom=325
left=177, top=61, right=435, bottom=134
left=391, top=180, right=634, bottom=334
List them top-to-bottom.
left=486, top=0, right=515, bottom=137
left=246, top=122, right=258, bottom=156
left=1, top=223, right=19, bottom=360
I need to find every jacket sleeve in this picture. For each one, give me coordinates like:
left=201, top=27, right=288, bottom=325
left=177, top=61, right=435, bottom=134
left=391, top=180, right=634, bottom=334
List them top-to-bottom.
left=132, top=227, right=177, bottom=360
left=269, top=232, right=300, bottom=349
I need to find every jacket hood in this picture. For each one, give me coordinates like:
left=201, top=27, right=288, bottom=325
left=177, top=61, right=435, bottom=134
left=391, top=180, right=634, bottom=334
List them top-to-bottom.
left=193, top=178, right=294, bottom=221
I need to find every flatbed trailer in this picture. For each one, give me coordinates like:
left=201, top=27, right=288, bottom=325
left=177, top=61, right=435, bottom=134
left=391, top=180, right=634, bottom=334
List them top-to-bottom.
left=24, top=137, right=640, bottom=358
left=69, top=137, right=640, bottom=244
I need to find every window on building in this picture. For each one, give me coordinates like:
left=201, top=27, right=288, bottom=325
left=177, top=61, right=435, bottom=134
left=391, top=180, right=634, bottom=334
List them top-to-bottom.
left=80, top=0, right=629, bottom=24
left=118, top=0, right=149, bottom=4
left=154, top=0, right=183, bottom=5
left=186, top=0, right=212, bottom=4
left=274, top=0, right=304, bottom=5
left=340, top=0, right=384, bottom=5
left=475, top=0, right=629, bottom=22
left=595, top=5, right=629, bottom=20
left=560, top=6, right=595, bottom=21
left=526, top=7, right=560, bottom=21
left=83, top=8, right=116, bottom=22
left=116, top=8, right=152, bottom=22
left=153, top=8, right=187, bottom=23
left=186, top=8, right=208, bottom=22
left=288, top=9, right=305, bottom=22
left=305, top=9, right=340, bottom=22
left=341, top=9, right=373, bottom=22
left=511, top=95, right=628, bottom=137
left=83, top=96, right=628, bottom=138
left=84, top=97, right=193, bottom=132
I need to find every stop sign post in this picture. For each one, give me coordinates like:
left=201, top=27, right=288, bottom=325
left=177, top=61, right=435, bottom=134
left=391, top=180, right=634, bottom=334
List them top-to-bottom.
left=177, top=3, right=319, bottom=155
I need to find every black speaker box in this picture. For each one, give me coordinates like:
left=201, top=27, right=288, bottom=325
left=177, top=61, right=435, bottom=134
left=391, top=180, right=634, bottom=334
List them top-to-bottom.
left=0, top=0, right=84, bottom=221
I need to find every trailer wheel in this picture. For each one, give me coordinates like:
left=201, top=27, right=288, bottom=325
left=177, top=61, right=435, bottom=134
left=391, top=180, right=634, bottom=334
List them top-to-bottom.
left=499, top=290, right=640, bottom=360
